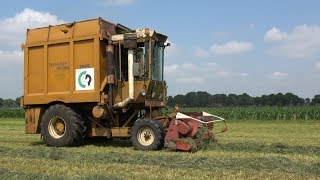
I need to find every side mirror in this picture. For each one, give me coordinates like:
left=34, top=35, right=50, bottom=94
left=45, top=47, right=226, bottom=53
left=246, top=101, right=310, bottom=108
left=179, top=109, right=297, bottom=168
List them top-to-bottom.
left=165, top=43, right=171, bottom=47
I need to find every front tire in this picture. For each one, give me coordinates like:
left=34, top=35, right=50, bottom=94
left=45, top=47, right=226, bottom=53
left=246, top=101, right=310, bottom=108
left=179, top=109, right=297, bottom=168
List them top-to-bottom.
left=41, top=104, right=86, bottom=147
left=131, top=118, right=164, bottom=150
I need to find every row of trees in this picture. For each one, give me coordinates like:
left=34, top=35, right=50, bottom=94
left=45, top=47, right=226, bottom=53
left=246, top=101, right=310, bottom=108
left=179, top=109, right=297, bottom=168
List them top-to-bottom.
left=167, top=92, right=320, bottom=107
left=1, top=93, right=320, bottom=108
left=0, top=98, right=21, bottom=108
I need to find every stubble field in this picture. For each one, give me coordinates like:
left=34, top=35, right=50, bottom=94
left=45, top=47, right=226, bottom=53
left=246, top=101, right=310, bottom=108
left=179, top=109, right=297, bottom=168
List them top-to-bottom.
left=0, top=118, right=319, bottom=179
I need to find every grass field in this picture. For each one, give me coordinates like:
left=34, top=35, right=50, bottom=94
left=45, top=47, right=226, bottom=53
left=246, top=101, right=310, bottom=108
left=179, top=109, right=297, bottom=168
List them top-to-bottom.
left=0, top=118, right=319, bottom=179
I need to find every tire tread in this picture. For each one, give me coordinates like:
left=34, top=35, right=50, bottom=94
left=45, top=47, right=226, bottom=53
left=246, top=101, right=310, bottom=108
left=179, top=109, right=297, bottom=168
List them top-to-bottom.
left=40, top=104, right=86, bottom=147
left=131, top=118, right=164, bottom=150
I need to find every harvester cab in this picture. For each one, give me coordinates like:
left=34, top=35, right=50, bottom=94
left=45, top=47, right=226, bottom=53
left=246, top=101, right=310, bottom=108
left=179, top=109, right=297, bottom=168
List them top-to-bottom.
left=22, top=18, right=227, bottom=152
left=108, top=24, right=168, bottom=110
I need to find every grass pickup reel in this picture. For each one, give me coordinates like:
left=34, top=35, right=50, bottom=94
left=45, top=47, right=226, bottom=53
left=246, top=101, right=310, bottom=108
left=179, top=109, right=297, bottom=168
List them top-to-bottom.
left=161, top=108, right=228, bottom=152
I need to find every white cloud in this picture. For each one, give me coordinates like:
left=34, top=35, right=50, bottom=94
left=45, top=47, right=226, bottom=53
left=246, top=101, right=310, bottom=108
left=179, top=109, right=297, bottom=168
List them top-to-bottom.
left=103, top=0, right=134, bottom=6
left=0, top=8, right=64, bottom=49
left=3, top=8, right=64, bottom=28
left=0, top=9, right=64, bottom=98
left=249, top=23, right=255, bottom=29
left=266, top=25, right=320, bottom=59
left=264, top=27, right=287, bottom=41
left=213, top=31, right=229, bottom=39
left=164, top=40, right=181, bottom=59
left=193, top=40, right=253, bottom=58
left=210, top=41, right=253, bottom=55
left=193, top=47, right=209, bottom=58
left=0, top=50, right=23, bottom=63
left=165, top=62, right=238, bottom=87
left=207, top=62, right=218, bottom=67
left=315, top=62, right=320, bottom=71
left=165, top=63, right=201, bottom=74
left=181, top=63, right=197, bottom=70
left=202, top=63, right=238, bottom=78
left=164, top=64, right=180, bottom=73
left=216, top=71, right=230, bottom=77
left=269, top=71, right=288, bottom=79
left=240, top=73, right=249, bottom=77
left=176, top=77, right=205, bottom=84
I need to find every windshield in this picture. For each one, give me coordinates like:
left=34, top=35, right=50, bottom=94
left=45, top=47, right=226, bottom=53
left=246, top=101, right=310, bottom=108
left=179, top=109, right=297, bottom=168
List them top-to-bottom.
left=151, top=42, right=164, bottom=81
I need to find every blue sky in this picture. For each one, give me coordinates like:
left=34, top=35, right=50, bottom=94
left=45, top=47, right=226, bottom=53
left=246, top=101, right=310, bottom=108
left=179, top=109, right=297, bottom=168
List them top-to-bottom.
left=0, top=0, right=319, bottom=98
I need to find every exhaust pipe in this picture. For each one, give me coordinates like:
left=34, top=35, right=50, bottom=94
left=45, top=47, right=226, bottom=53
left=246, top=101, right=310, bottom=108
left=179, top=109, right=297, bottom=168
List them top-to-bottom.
left=106, top=44, right=117, bottom=114
left=113, top=49, right=134, bottom=109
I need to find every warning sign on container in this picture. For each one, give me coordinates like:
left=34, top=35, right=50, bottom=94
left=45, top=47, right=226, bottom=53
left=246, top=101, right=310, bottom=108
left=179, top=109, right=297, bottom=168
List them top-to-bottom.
left=75, top=68, right=94, bottom=91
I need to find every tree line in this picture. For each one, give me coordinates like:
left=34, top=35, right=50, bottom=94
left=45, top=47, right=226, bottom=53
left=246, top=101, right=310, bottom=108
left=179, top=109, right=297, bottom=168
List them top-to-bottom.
left=167, top=92, right=320, bottom=107
left=1, top=93, right=320, bottom=108
left=0, top=98, right=21, bottom=108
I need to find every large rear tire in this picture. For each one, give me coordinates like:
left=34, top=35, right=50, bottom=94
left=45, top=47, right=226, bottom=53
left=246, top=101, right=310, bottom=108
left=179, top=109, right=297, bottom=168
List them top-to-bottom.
left=40, top=104, right=86, bottom=147
left=131, top=118, right=164, bottom=150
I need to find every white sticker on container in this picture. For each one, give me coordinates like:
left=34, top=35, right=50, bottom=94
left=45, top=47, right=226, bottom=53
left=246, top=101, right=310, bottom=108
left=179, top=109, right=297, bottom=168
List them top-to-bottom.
left=75, top=68, right=94, bottom=91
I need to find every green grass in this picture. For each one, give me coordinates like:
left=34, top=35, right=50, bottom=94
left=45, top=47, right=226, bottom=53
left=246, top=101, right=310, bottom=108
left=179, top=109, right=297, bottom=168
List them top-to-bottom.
left=0, top=118, right=319, bottom=179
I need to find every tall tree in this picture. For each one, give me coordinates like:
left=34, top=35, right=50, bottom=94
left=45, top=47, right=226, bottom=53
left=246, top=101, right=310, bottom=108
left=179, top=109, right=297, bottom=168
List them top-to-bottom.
left=166, top=91, right=316, bottom=107
left=197, top=91, right=211, bottom=107
left=185, top=92, right=198, bottom=107
left=238, top=93, right=254, bottom=106
left=174, top=94, right=185, bottom=106
left=226, top=94, right=239, bottom=107
left=312, top=95, right=320, bottom=105
left=167, top=96, right=174, bottom=107
left=15, top=97, right=21, bottom=107
left=0, top=98, right=3, bottom=108
left=305, top=98, right=310, bottom=105
left=3, top=99, right=16, bottom=108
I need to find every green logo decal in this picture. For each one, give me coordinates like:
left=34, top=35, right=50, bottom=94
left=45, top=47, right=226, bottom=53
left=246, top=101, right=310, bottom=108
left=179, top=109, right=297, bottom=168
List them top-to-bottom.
left=76, top=68, right=94, bottom=91
left=78, top=71, right=87, bottom=88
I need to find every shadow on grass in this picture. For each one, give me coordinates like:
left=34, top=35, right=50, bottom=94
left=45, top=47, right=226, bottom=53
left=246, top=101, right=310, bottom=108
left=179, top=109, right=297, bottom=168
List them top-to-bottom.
left=29, top=137, right=133, bottom=148
left=84, top=137, right=132, bottom=148
left=30, top=141, right=46, bottom=146
left=200, top=141, right=320, bottom=155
